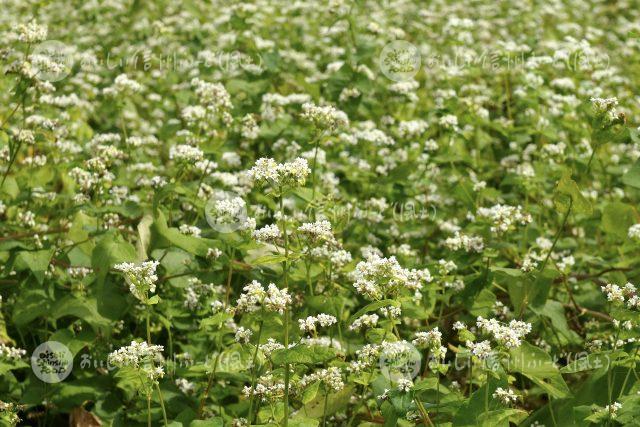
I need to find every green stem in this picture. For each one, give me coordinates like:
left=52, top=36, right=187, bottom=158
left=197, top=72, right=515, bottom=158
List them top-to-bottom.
left=310, top=132, right=323, bottom=219
left=280, top=190, right=291, bottom=426
left=540, top=198, right=572, bottom=272
left=224, top=248, right=235, bottom=307
left=146, top=309, right=151, bottom=344
left=248, top=320, right=264, bottom=423
left=618, top=347, right=639, bottom=399
left=197, top=353, right=220, bottom=418
left=468, top=361, right=473, bottom=397
left=484, top=372, right=489, bottom=418
left=155, top=382, right=169, bottom=426
left=322, top=390, right=329, bottom=427
left=549, top=394, right=558, bottom=427
left=147, top=395, right=151, bottom=427
left=415, top=399, right=435, bottom=427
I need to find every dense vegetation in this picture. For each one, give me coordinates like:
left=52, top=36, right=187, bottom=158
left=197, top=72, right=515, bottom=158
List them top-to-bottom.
left=1, top=0, right=640, bottom=426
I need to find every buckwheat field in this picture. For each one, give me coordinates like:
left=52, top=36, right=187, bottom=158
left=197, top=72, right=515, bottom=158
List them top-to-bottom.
left=2, top=1, right=640, bottom=426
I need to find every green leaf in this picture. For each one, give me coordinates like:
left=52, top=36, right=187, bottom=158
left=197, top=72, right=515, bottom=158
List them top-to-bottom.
left=622, top=158, right=640, bottom=189
left=553, top=170, right=592, bottom=215
left=0, top=176, right=19, bottom=199
left=601, top=202, right=637, bottom=239
left=150, top=209, right=214, bottom=257
left=136, top=213, right=153, bottom=259
left=91, top=232, right=138, bottom=281
left=91, top=233, right=137, bottom=319
left=13, top=249, right=54, bottom=284
left=249, top=254, right=289, bottom=265
left=12, top=288, right=50, bottom=326
left=469, top=288, right=496, bottom=317
left=50, top=296, right=112, bottom=333
left=348, top=299, right=400, bottom=324
left=530, top=300, right=581, bottom=345
left=200, top=312, right=233, bottom=329
left=509, top=342, right=571, bottom=398
left=271, top=345, right=336, bottom=366
left=561, top=350, right=626, bottom=374
left=302, top=381, right=321, bottom=404
left=300, top=385, right=355, bottom=419
left=476, top=409, right=529, bottom=427
left=189, top=418, right=224, bottom=427
left=289, top=418, right=319, bottom=427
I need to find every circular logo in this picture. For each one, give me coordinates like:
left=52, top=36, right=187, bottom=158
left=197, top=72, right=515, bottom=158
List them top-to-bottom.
left=31, top=40, right=73, bottom=82
left=379, top=40, right=421, bottom=82
left=205, top=190, right=249, bottom=233
left=31, top=341, right=73, bottom=383
left=378, top=341, right=422, bottom=382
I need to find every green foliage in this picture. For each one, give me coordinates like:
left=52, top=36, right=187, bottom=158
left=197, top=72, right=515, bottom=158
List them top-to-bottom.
left=1, top=1, right=639, bottom=426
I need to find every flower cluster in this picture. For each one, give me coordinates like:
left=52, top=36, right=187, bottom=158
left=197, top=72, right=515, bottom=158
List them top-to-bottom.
left=301, top=103, right=349, bottom=131
left=248, top=157, right=311, bottom=188
left=476, top=204, right=532, bottom=234
left=443, top=232, right=485, bottom=253
left=351, top=254, right=425, bottom=299
left=113, top=261, right=160, bottom=303
left=235, top=281, right=291, bottom=314
left=602, top=283, right=640, bottom=308
left=298, top=314, right=337, bottom=334
left=476, top=316, right=532, bottom=349
left=412, top=327, right=447, bottom=359
left=108, top=341, right=165, bottom=387
left=0, top=344, right=26, bottom=360
left=299, top=366, right=344, bottom=392
left=493, top=387, right=518, bottom=405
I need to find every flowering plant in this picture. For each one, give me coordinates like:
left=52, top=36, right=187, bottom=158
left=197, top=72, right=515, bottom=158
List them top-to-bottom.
left=1, top=2, right=640, bottom=427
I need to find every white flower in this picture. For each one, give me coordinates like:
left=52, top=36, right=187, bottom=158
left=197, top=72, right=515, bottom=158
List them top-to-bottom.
left=14, top=21, right=48, bottom=43
left=109, top=74, right=143, bottom=94
left=191, top=78, right=232, bottom=112
left=301, top=102, right=349, bottom=131
left=439, top=114, right=459, bottom=130
left=169, top=144, right=204, bottom=163
left=248, top=157, right=310, bottom=187
left=476, top=204, right=532, bottom=234
left=297, top=220, right=334, bottom=243
left=179, top=224, right=201, bottom=237
left=252, top=224, right=281, bottom=243
left=628, top=224, right=640, bottom=240
left=443, top=232, right=484, bottom=252
left=351, top=254, right=423, bottom=299
left=113, top=261, right=160, bottom=302
left=236, top=280, right=267, bottom=313
left=236, top=281, right=290, bottom=314
left=602, top=283, right=625, bottom=304
left=264, top=284, right=291, bottom=314
left=350, top=314, right=379, bottom=331
left=476, top=317, right=532, bottom=349
left=453, top=321, right=466, bottom=330
left=235, top=327, right=253, bottom=343
left=259, top=338, right=285, bottom=357
left=467, top=340, right=493, bottom=360
left=108, top=341, right=165, bottom=382
left=0, top=344, right=26, bottom=360
left=299, top=366, right=344, bottom=391
left=175, top=378, right=196, bottom=394
left=397, top=378, right=413, bottom=392
left=493, top=387, right=518, bottom=405
left=604, top=402, right=622, bottom=418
